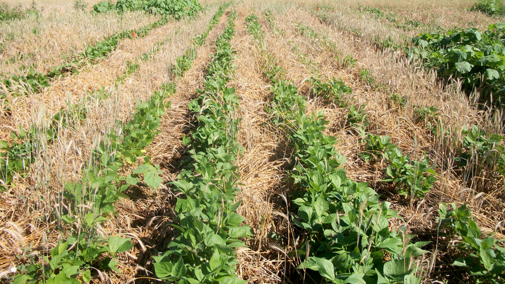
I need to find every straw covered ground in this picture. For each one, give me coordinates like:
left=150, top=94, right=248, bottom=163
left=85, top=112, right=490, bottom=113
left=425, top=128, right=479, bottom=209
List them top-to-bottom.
left=0, top=0, right=504, bottom=283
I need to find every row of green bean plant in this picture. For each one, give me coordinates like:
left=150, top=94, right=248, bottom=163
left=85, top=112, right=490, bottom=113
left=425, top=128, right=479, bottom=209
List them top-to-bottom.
left=0, top=3, right=230, bottom=192
left=10, top=5, right=231, bottom=284
left=153, top=9, right=251, bottom=284
left=246, top=14, right=428, bottom=284
left=1, top=15, right=172, bottom=98
left=294, top=19, right=504, bottom=282
left=290, top=20, right=438, bottom=203
left=360, top=134, right=437, bottom=202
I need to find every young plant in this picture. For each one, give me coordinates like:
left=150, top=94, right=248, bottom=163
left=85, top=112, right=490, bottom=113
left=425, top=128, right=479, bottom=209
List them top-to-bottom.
left=153, top=11, right=251, bottom=284
left=247, top=13, right=428, bottom=283
left=438, top=203, right=505, bottom=283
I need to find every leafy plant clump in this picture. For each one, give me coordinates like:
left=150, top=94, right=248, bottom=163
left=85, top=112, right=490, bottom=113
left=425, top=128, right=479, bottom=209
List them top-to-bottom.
left=94, top=0, right=203, bottom=20
left=470, top=0, right=505, bottom=16
left=93, top=1, right=115, bottom=12
left=0, top=2, right=39, bottom=22
left=246, top=13, right=429, bottom=284
left=407, top=23, right=505, bottom=107
left=456, top=124, right=505, bottom=176
left=361, top=134, right=437, bottom=200
left=438, top=203, right=505, bottom=283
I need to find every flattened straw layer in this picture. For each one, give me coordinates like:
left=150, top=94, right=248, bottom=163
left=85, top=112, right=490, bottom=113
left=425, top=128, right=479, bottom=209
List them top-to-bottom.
left=233, top=6, right=291, bottom=283
left=0, top=9, right=219, bottom=277
left=105, top=12, right=230, bottom=283
left=0, top=19, right=180, bottom=143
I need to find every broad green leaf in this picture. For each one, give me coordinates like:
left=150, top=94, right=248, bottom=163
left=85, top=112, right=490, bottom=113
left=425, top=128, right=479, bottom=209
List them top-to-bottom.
left=455, top=61, right=472, bottom=74
left=485, top=68, right=500, bottom=80
left=133, top=164, right=150, bottom=174
left=145, top=170, right=162, bottom=189
left=126, top=175, right=139, bottom=186
left=314, top=195, right=329, bottom=218
left=226, top=213, right=246, bottom=226
left=228, top=226, right=252, bottom=238
left=108, top=236, right=134, bottom=253
left=378, top=237, right=403, bottom=255
left=479, top=246, right=494, bottom=271
left=209, top=249, right=221, bottom=271
left=172, top=257, right=186, bottom=277
left=314, top=257, right=335, bottom=281
left=383, top=259, right=411, bottom=279
left=153, top=260, right=173, bottom=279
left=82, top=269, right=92, bottom=283
left=345, top=271, right=365, bottom=284
left=46, top=272, right=81, bottom=284
left=13, top=275, right=31, bottom=284
left=404, top=275, right=419, bottom=284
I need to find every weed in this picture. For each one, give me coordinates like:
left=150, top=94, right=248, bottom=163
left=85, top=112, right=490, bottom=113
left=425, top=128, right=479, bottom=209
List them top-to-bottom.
left=73, top=0, right=88, bottom=11
left=360, top=68, right=376, bottom=86
left=390, top=93, right=407, bottom=109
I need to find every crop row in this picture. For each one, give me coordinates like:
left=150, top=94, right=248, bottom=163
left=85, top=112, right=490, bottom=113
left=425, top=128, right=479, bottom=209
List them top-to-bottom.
left=94, top=0, right=202, bottom=20
left=0, top=3, right=230, bottom=193
left=10, top=4, right=230, bottom=283
left=152, top=9, right=252, bottom=284
left=263, top=11, right=505, bottom=283
left=293, top=11, right=505, bottom=192
left=246, top=13, right=429, bottom=283
left=1, top=14, right=171, bottom=99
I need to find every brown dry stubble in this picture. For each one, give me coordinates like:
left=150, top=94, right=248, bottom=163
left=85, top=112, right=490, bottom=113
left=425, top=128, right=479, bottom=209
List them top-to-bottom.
left=347, top=0, right=505, bottom=31
left=232, top=6, right=292, bottom=283
left=0, top=7, right=220, bottom=276
left=270, top=7, right=504, bottom=280
left=286, top=7, right=504, bottom=235
left=102, top=10, right=231, bottom=284
left=0, top=11, right=157, bottom=76
left=0, top=17, right=182, bottom=143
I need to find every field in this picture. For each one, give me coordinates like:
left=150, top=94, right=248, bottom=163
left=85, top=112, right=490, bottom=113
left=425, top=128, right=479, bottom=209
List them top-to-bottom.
left=0, top=0, right=504, bottom=283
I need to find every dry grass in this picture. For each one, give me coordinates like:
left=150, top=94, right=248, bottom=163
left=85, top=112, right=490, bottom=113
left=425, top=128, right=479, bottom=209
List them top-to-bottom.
left=1, top=0, right=505, bottom=283
left=0, top=6, right=221, bottom=280
left=231, top=6, right=293, bottom=283
left=0, top=10, right=157, bottom=76
left=0, top=15, right=181, bottom=143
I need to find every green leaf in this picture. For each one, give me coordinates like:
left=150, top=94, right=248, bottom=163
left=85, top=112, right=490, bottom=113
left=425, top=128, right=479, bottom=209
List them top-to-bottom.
left=455, top=61, right=472, bottom=74
left=485, top=68, right=500, bottom=80
left=0, top=141, right=8, bottom=149
left=133, top=164, right=150, bottom=174
left=145, top=169, right=162, bottom=189
left=126, top=175, right=139, bottom=185
left=313, top=195, right=329, bottom=218
left=85, top=213, right=95, bottom=227
left=226, top=213, right=246, bottom=226
left=228, top=226, right=252, bottom=238
left=108, top=236, right=134, bottom=253
left=378, top=237, right=403, bottom=255
left=406, top=244, right=429, bottom=257
left=479, top=246, right=494, bottom=271
left=209, top=249, right=221, bottom=271
left=172, top=257, right=186, bottom=277
left=314, top=257, right=335, bottom=281
left=383, top=259, right=411, bottom=279
left=153, top=260, right=173, bottom=279
left=82, top=269, right=91, bottom=283
left=345, top=271, right=365, bottom=284
left=13, top=275, right=31, bottom=284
